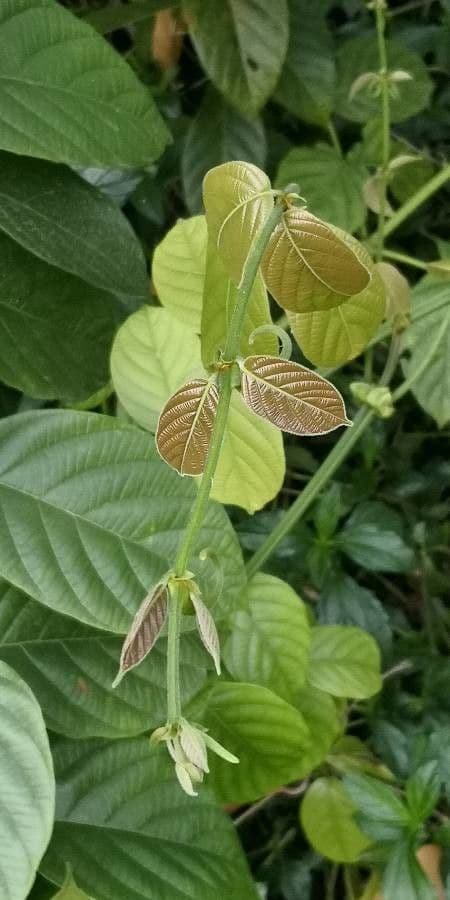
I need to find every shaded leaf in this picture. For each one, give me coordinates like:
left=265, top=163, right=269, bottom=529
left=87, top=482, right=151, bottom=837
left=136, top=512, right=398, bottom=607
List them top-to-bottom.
left=0, top=0, right=170, bottom=166
left=185, top=0, right=288, bottom=116
left=182, top=87, right=267, bottom=215
left=276, top=144, right=367, bottom=234
left=0, top=151, right=148, bottom=297
left=203, top=160, right=273, bottom=287
left=262, top=206, right=370, bottom=313
left=152, top=216, right=207, bottom=331
left=402, top=305, right=450, bottom=428
left=110, top=306, right=203, bottom=432
left=241, top=355, right=350, bottom=436
left=156, top=378, right=218, bottom=476
left=212, top=389, right=285, bottom=513
left=0, top=410, right=245, bottom=631
left=339, top=502, right=415, bottom=573
left=223, top=573, right=310, bottom=703
left=318, top=573, right=392, bottom=655
left=114, top=582, right=169, bottom=686
left=191, top=591, right=221, bottom=675
left=308, top=625, right=381, bottom=699
left=0, top=661, right=55, bottom=900
left=295, top=687, right=343, bottom=779
left=41, top=738, right=258, bottom=900
left=301, top=777, right=372, bottom=863
left=383, top=841, right=438, bottom=900
left=51, top=869, right=91, bottom=899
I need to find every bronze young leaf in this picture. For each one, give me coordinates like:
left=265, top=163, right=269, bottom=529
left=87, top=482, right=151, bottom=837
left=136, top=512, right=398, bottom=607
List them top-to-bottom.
left=203, top=160, right=273, bottom=288
left=262, top=207, right=371, bottom=313
left=241, top=355, right=351, bottom=436
left=156, top=378, right=218, bottom=476
left=113, top=582, right=169, bottom=686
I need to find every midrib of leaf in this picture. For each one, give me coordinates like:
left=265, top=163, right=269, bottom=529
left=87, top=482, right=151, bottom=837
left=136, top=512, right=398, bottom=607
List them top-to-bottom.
left=180, top=379, right=216, bottom=472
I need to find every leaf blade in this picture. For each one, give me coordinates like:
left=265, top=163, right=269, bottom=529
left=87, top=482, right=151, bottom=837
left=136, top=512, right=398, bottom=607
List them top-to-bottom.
left=156, top=378, right=219, bottom=476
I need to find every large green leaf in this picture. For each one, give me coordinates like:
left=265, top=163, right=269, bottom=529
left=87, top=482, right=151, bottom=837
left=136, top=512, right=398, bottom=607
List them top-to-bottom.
left=0, top=0, right=170, bottom=166
left=185, top=0, right=289, bottom=116
left=275, top=0, right=335, bottom=126
left=335, top=37, right=433, bottom=123
left=182, top=88, right=267, bottom=214
left=275, top=144, right=367, bottom=234
left=0, top=152, right=148, bottom=297
left=152, top=216, right=207, bottom=331
left=0, top=233, right=124, bottom=401
left=201, top=237, right=277, bottom=367
left=288, top=263, right=386, bottom=365
left=402, top=304, right=450, bottom=428
left=110, top=306, right=203, bottom=431
left=213, top=391, right=285, bottom=512
left=0, top=410, right=245, bottom=632
left=223, top=573, right=310, bottom=702
left=0, top=580, right=208, bottom=739
left=307, top=625, right=382, bottom=699
left=0, top=661, right=55, bottom=900
left=195, top=681, right=310, bottom=803
left=295, top=687, right=343, bottom=778
left=41, top=738, right=257, bottom=900
left=300, top=777, right=371, bottom=863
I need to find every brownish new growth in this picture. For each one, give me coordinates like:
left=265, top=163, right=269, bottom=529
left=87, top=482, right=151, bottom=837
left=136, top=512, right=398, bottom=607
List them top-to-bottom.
left=262, top=207, right=371, bottom=313
left=241, top=355, right=351, bottom=436
left=156, top=378, right=218, bottom=475
left=113, top=583, right=169, bottom=686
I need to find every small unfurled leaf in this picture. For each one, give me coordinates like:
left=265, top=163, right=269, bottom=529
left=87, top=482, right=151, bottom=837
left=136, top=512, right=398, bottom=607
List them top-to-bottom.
left=389, top=69, right=414, bottom=84
left=348, top=71, right=378, bottom=102
left=387, top=153, right=419, bottom=172
left=203, top=161, right=273, bottom=287
left=363, top=174, right=394, bottom=216
left=262, top=207, right=370, bottom=313
left=376, top=262, right=410, bottom=320
left=241, top=355, right=350, bottom=436
left=156, top=379, right=218, bottom=476
left=113, top=583, right=169, bottom=686
left=191, top=591, right=221, bottom=675
left=179, top=720, right=209, bottom=773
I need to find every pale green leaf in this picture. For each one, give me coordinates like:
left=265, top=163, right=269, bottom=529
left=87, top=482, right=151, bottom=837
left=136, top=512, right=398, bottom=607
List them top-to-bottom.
left=0, top=0, right=170, bottom=166
left=185, top=0, right=289, bottom=116
left=275, top=0, right=335, bottom=126
left=336, top=37, right=433, bottom=123
left=182, top=87, right=267, bottom=214
left=275, top=144, right=367, bottom=234
left=0, top=151, right=148, bottom=297
left=203, top=160, right=273, bottom=287
left=152, top=216, right=207, bottom=331
left=0, top=232, right=125, bottom=401
left=201, top=237, right=277, bottom=367
left=288, top=262, right=386, bottom=366
left=402, top=305, right=450, bottom=428
left=111, top=306, right=203, bottom=431
left=212, top=390, right=285, bottom=513
left=0, top=410, right=245, bottom=632
left=223, top=573, right=310, bottom=702
left=0, top=580, right=208, bottom=739
left=308, top=625, right=382, bottom=699
left=0, top=661, right=55, bottom=900
left=196, top=681, right=310, bottom=803
left=295, top=687, right=343, bottom=778
left=41, top=738, right=257, bottom=900
left=301, top=777, right=372, bottom=862
left=50, top=869, right=91, bottom=899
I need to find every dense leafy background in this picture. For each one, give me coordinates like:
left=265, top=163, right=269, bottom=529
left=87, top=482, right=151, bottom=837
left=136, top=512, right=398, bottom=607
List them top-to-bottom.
left=0, top=0, right=449, bottom=899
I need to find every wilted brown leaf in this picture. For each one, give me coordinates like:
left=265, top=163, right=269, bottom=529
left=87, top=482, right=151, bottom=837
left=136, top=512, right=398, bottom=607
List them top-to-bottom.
left=262, top=207, right=370, bottom=313
left=241, top=355, right=351, bottom=435
left=156, top=378, right=218, bottom=476
left=113, top=582, right=169, bottom=686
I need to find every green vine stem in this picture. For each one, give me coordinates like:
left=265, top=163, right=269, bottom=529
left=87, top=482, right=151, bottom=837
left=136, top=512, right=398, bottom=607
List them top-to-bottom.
left=375, top=0, right=390, bottom=262
left=383, top=162, right=450, bottom=239
left=166, top=198, right=285, bottom=721
left=382, top=248, right=428, bottom=271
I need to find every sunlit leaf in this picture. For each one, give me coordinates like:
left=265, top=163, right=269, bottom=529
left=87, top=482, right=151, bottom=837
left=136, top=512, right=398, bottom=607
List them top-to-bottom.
left=184, top=0, right=288, bottom=116
left=203, top=160, right=273, bottom=287
left=262, top=206, right=370, bottom=313
left=152, top=216, right=207, bottom=331
left=201, top=237, right=277, bottom=367
left=288, top=261, right=386, bottom=366
left=376, top=263, right=410, bottom=321
left=111, top=307, right=203, bottom=432
left=241, top=355, right=351, bottom=436
left=156, top=378, right=219, bottom=476
left=212, top=389, right=285, bottom=513
left=113, top=582, right=169, bottom=686
left=307, top=625, right=382, bottom=699
left=301, top=777, right=372, bottom=863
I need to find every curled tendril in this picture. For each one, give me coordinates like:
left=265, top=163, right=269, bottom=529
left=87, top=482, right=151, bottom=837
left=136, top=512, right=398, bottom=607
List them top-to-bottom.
left=249, top=324, right=293, bottom=360
left=195, top=547, right=224, bottom=605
